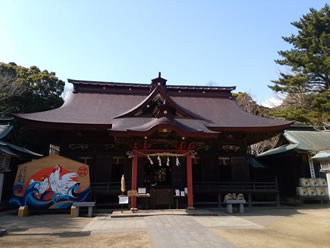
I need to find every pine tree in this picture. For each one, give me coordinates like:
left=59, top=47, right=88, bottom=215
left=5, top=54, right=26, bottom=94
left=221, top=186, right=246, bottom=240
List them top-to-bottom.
left=268, top=4, right=330, bottom=126
left=269, top=4, right=330, bottom=93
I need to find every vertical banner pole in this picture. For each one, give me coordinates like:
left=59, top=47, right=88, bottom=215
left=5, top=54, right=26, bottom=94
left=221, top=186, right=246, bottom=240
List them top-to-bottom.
left=131, top=153, right=138, bottom=210
left=186, top=154, right=194, bottom=209
left=0, top=173, right=4, bottom=204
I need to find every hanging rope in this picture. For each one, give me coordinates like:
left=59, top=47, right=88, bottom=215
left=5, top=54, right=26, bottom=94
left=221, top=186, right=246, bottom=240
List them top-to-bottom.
left=127, top=150, right=196, bottom=168
left=133, top=150, right=192, bottom=157
left=147, top=155, right=154, bottom=165
left=166, top=156, right=170, bottom=166
left=176, top=157, right=180, bottom=166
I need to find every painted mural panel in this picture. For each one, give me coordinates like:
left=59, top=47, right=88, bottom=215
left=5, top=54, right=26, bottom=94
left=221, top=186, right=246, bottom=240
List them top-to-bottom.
left=9, top=154, right=90, bottom=209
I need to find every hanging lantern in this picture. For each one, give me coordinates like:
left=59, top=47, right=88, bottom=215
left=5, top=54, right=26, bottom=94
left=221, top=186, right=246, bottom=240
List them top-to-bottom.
left=166, top=156, right=170, bottom=166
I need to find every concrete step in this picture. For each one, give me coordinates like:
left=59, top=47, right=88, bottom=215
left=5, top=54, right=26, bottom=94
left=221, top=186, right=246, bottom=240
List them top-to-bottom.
left=111, top=209, right=219, bottom=218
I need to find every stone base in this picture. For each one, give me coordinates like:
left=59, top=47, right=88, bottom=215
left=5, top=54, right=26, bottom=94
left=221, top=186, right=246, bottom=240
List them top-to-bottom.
left=18, top=206, right=29, bottom=217
left=70, top=206, right=77, bottom=217
left=187, top=206, right=195, bottom=210
left=130, top=208, right=138, bottom=212
left=0, top=229, right=7, bottom=237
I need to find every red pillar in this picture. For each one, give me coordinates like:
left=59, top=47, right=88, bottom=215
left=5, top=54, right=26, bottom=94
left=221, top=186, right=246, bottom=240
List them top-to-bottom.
left=131, top=153, right=138, bottom=209
left=186, top=154, right=194, bottom=209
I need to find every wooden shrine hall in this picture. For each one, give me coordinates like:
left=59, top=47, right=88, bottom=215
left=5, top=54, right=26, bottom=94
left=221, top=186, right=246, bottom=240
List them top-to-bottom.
left=14, top=73, right=291, bottom=209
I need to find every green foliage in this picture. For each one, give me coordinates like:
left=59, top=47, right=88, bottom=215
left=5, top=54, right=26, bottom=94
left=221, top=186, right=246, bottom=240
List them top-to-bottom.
left=268, top=4, right=330, bottom=126
left=269, top=4, right=330, bottom=92
left=0, top=62, right=65, bottom=116
left=233, top=90, right=329, bottom=126
left=310, top=90, right=330, bottom=122
left=268, top=91, right=330, bottom=125
left=233, top=92, right=270, bottom=117
left=233, top=92, right=258, bottom=114
left=269, top=107, right=311, bottom=123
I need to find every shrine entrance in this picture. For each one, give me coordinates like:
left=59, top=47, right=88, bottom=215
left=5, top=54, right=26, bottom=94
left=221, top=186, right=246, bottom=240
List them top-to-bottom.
left=129, top=149, right=194, bottom=210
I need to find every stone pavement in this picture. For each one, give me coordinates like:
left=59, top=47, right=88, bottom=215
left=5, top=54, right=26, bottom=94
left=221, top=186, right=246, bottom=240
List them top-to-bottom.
left=2, top=207, right=329, bottom=248
left=0, top=209, right=263, bottom=248
left=83, top=212, right=262, bottom=248
left=82, top=215, right=147, bottom=233
left=145, top=215, right=234, bottom=248
left=193, top=215, right=262, bottom=229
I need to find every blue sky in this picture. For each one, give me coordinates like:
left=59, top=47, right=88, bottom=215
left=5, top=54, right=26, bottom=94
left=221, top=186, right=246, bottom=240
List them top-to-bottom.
left=0, top=1, right=327, bottom=106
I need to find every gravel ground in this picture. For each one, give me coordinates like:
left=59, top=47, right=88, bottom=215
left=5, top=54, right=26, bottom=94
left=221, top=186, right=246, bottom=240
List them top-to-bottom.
left=1, top=206, right=330, bottom=248
left=213, top=206, right=330, bottom=248
left=0, top=211, right=151, bottom=248
left=0, top=232, right=151, bottom=248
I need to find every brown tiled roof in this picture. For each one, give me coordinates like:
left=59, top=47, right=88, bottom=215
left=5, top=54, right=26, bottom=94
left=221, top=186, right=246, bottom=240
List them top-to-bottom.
left=14, top=78, right=292, bottom=136
left=15, top=92, right=146, bottom=125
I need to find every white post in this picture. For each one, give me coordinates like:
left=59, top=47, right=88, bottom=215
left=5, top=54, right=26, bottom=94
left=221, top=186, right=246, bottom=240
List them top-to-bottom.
left=0, top=173, right=4, bottom=204
left=327, top=173, right=330, bottom=200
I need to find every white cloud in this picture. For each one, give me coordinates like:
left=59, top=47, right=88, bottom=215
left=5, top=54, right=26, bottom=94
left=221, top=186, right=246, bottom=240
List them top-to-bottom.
left=62, top=84, right=73, bottom=101
left=261, top=96, right=283, bottom=108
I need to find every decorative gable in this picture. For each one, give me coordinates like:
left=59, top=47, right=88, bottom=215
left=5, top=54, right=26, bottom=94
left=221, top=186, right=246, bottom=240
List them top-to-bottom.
left=115, top=76, right=201, bottom=120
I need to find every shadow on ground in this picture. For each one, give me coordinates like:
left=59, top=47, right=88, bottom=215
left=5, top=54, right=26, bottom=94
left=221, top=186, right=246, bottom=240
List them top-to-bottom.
left=0, top=209, right=92, bottom=235
left=4, top=231, right=91, bottom=238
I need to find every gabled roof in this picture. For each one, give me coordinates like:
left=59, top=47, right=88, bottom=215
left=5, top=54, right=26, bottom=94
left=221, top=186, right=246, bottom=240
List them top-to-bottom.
left=14, top=75, right=292, bottom=140
left=114, top=84, right=201, bottom=120
left=0, top=124, right=43, bottom=157
left=0, top=125, right=13, bottom=139
left=256, top=130, right=330, bottom=158
left=283, top=131, right=330, bottom=151
left=256, top=144, right=298, bottom=158
left=312, top=150, right=330, bottom=160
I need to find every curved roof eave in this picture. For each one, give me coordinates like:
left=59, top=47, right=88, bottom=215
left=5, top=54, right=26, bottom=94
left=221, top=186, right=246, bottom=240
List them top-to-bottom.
left=109, top=117, right=219, bottom=138
left=208, top=122, right=293, bottom=133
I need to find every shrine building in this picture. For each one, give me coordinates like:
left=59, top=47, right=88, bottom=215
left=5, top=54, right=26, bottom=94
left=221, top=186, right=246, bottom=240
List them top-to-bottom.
left=14, top=74, right=292, bottom=209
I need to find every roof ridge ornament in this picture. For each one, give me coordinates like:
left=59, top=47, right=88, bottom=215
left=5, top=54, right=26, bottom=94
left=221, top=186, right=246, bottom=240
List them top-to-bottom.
left=151, top=72, right=167, bottom=92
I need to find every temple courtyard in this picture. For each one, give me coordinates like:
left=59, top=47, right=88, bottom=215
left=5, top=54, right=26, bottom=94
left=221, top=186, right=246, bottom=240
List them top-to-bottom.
left=0, top=206, right=329, bottom=248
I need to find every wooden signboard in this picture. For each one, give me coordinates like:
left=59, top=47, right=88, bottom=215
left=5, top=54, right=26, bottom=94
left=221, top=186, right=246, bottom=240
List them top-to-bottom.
left=9, top=154, right=91, bottom=209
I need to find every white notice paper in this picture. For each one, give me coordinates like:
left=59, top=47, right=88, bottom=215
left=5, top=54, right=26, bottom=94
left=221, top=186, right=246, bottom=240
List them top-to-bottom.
left=138, top=188, right=146, bottom=194
left=119, top=196, right=129, bottom=204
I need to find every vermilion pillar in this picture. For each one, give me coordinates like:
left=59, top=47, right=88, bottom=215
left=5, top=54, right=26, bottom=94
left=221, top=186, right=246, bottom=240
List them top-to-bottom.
left=131, top=153, right=138, bottom=209
left=186, top=154, right=194, bottom=209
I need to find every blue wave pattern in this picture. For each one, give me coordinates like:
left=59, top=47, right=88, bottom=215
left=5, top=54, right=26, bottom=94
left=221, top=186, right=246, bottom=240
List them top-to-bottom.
left=9, top=182, right=91, bottom=209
